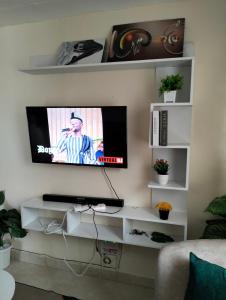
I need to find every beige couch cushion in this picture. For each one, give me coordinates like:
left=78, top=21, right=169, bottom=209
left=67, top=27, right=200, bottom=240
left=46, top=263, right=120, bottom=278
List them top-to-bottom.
left=155, top=239, right=226, bottom=300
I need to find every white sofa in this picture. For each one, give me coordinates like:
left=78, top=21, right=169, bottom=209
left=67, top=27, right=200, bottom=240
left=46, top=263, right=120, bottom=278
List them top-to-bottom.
left=155, top=239, right=226, bottom=300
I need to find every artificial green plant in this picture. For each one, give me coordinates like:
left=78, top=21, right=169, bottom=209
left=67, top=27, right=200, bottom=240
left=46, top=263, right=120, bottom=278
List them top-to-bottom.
left=159, top=73, right=183, bottom=95
left=154, top=159, right=169, bottom=175
left=0, top=191, right=27, bottom=247
left=202, top=194, right=226, bottom=239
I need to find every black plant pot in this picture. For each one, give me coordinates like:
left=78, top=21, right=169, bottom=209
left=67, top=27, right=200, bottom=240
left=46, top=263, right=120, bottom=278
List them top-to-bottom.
left=159, top=209, right=169, bottom=220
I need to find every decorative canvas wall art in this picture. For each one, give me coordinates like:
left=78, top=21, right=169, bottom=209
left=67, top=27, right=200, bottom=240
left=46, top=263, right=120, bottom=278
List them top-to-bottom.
left=106, top=19, right=185, bottom=62
left=57, top=39, right=104, bottom=65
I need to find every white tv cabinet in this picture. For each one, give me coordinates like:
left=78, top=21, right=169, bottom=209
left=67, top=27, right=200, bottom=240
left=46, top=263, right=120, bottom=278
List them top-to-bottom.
left=19, top=55, right=194, bottom=248
left=21, top=198, right=187, bottom=249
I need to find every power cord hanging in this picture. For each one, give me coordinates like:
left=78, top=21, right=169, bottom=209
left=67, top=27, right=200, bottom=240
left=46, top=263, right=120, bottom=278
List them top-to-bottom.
left=102, top=167, right=120, bottom=200
left=38, top=168, right=123, bottom=277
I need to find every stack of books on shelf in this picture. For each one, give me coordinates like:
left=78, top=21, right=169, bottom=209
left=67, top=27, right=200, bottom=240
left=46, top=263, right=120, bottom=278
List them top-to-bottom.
left=152, top=110, right=168, bottom=146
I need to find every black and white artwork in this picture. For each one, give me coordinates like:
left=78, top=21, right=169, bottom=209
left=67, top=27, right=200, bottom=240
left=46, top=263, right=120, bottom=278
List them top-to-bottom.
left=57, top=39, right=105, bottom=65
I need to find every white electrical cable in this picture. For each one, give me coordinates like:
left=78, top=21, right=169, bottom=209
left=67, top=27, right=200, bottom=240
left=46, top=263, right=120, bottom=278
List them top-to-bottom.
left=36, top=165, right=123, bottom=277
left=39, top=202, right=121, bottom=277
left=39, top=206, right=97, bottom=277
left=39, top=208, right=69, bottom=235
left=62, top=229, right=97, bottom=277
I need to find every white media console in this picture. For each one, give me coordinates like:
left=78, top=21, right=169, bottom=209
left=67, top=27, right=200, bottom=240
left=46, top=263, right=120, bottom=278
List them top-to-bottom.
left=21, top=198, right=187, bottom=249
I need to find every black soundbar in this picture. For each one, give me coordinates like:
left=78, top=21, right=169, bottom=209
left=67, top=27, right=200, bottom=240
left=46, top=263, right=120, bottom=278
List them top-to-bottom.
left=43, top=194, right=124, bottom=207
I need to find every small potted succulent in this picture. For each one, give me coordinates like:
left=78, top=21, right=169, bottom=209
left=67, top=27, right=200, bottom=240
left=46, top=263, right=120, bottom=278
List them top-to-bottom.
left=159, top=73, right=183, bottom=103
left=154, top=159, right=169, bottom=185
left=0, top=191, right=27, bottom=269
left=155, top=201, right=172, bottom=220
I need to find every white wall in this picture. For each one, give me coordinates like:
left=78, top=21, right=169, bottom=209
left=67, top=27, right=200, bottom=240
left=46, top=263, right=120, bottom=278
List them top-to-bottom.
left=0, top=0, right=225, bottom=279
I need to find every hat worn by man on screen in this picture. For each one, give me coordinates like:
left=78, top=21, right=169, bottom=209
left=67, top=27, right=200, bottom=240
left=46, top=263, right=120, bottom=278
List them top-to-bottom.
left=70, top=112, right=83, bottom=123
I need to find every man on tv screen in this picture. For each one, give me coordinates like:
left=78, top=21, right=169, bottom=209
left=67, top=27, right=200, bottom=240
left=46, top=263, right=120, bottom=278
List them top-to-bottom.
left=54, top=112, right=97, bottom=165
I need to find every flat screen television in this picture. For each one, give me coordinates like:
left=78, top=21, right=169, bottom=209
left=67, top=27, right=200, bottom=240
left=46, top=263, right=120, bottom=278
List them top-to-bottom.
left=26, top=106, right=127, bottom=168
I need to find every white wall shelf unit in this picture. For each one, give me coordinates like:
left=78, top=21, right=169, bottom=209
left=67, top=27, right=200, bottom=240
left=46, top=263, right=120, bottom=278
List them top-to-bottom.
left=20, top=55, right=194, bottom=248
left=18, top=57, right=193, bottom=75
left=149, top=57, right=194, bottom=243
left=151, top=103, right=192, bottom=107
left=149, top=105, right=192, bottom=147
left=150, top=144, right=190, bottom=149
left=150, top=148, right=190, bottom=190
left=148, top=181, right=187, bottom=191
left=21, top=198, right=187, bottom=249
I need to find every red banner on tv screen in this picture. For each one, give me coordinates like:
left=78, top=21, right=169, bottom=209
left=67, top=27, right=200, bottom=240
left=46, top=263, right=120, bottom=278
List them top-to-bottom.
left=98, top=156, right=123, bottom=164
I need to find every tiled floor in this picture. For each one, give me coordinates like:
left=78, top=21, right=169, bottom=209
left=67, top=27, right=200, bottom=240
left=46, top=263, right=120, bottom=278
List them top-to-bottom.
left=7, top=261, right=154, bottom=300
left=13, top=284, right=62, bottom=300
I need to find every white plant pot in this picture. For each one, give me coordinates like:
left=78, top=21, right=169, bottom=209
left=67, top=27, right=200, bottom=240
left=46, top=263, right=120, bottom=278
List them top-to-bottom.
left=164, top=90, right=177, bottom=103
left=158, top=174, right=169, bottom=186
left=0, top=241, right=12, bottom=269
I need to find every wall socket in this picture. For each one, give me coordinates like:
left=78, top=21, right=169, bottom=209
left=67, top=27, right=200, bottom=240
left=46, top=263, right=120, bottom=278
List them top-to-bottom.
left=100, top=241, right=122, bottom=269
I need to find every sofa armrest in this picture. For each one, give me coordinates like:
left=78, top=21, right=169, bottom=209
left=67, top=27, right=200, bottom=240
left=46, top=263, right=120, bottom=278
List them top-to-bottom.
left=155, top=239, right=226, bottom=300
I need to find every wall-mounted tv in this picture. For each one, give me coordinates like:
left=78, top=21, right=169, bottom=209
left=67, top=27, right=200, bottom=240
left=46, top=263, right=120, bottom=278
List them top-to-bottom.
left=26, top=106, right=127, bottom=168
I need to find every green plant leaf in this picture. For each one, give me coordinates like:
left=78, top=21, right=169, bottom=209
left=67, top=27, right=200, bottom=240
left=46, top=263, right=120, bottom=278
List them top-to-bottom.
left=159, top=74, right=183, bottom=95
left=154, top=159, right=169, bottom=175
left=0, top=191, right=5, bottom=205
left=205, top=194, right=226, bottom=217
left=0, top=207, right=27, bottom=241
left=0, top=209, right=7, bottom=216
left=7, top=209, right=21, bottom=219
left=206, top=219, right=226, bottom=225
left=201, top=221, right=226, bottom=239
left=0, top=224, right=9, bottom=235
left=8, top=224, right=27, bottom=238
left=151, top=231, right=174, bottom=242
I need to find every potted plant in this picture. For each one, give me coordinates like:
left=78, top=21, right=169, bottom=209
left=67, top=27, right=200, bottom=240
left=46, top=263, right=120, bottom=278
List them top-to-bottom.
left=159, top=73, right=183, bottom=103
left=154, top=159, right=169, bottom=185
left=0, top=191, right=27, bottom=269
left=201, top=194, right=226, bottom=239
left=155, top=201, right=172, bottom=220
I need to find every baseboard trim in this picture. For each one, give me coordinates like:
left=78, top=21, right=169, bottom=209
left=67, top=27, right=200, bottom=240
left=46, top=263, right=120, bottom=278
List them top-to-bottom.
left=11, top=248, right=154, bottom=289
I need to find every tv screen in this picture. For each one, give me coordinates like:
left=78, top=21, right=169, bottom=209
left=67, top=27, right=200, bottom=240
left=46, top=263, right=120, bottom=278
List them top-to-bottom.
left=26, top=106, right=127, bottom=168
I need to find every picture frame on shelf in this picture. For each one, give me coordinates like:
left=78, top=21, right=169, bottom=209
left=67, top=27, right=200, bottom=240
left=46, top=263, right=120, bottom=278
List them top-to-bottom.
left=106, top=18, right=185, bottom=62
left=56, top=38, right=105, bottom=65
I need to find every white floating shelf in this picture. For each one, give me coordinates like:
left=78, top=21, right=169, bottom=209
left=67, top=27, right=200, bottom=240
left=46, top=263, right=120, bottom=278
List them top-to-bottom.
left=19, top=57, right=193, bottom=75
left=151, top=102, right=192, bottom=107
left=150, top=143, right=190, bottom=149
left=148, top=180, right=188, bottom=191
left=22, top=197, right=73, bottom=211
left=21, top=198, right=186, bottom=248
left=120, top=207, right=187, bottom=226
left=23, top=217, right=65, bottom=234
left=69, top=223, right=123, bottom=243
left=124, top=234, right=183, bottom=249
left=125, top=234, right=163, bottom=249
